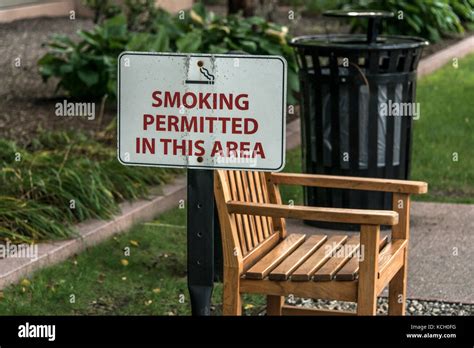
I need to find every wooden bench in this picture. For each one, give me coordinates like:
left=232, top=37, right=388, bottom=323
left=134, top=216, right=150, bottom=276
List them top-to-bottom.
left=214, top=170, right=427, bottom=315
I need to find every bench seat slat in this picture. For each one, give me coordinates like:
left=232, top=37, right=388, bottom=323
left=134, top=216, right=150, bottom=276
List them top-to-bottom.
left=245, top=233, right=306, bottom=280
left=268, top=235, right=328, bottom=281
left=291, top=235, right=348, bottom=281
left=335, top=235, right=389, bottom=281
left=314, top=236, right=360, bottom=281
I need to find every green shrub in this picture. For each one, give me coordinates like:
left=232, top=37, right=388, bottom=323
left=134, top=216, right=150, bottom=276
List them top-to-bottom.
left=83, top=0, right=160, bottom=30
left=341, top=0, right=474, bottom=42
left=451, top=0, right=474, bottom=22
left=38, top=3, right=298, bottom=103
left=38, top=15, right=128, bottom=99
left=0, top=130, right=181, bottom=243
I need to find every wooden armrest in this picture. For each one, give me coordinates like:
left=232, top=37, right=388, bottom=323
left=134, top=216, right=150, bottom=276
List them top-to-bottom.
left=271, top=173, right=428, bottom=194
left=226, top=201, right=398, bottom=226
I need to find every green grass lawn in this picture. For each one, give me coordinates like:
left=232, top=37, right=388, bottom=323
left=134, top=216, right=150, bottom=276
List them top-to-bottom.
left=411, top=53, right=474, bottom=203
left=0, top=54, right=472, bottom=315
left=0, top=208, right=265, bottom=315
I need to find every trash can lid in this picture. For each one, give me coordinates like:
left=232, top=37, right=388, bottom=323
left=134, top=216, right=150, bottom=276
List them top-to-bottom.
left=304, top=9, right=429, bottom=47
left=323, top=9, right=394, bottom=19
left=290, top=34, right=429, bottom=51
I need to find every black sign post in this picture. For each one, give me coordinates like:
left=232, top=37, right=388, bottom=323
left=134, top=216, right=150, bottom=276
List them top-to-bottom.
left=187, top=169, right=215, bottom=315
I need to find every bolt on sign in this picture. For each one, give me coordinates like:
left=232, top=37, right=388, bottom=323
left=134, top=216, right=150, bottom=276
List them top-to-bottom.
left=118, top=52, right=287, bottom=171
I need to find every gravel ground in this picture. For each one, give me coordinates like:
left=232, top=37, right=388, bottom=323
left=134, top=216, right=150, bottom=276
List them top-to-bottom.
left=0, top=17, right=93, bottom=100
left=283, top=297, right=474, bottom=316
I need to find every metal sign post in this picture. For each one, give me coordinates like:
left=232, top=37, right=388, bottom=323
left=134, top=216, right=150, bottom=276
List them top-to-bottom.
left=117, top=52, right=286, bottom=315
left=187, top=169, right=214, bottom=315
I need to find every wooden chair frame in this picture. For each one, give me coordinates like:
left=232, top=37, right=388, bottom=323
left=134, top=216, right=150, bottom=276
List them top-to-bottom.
left=214, top=170, right=427, bottom=316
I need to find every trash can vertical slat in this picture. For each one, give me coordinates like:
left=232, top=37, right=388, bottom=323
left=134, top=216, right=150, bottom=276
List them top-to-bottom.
left=329, top=52, right=342, bottom=208
left=311, top=53, right=328, bottom=208
left=348, top=54, right=361, bottom=210
left=406, top=78, right=417, bottom=177
left=385, top=82, right=396, bottom=178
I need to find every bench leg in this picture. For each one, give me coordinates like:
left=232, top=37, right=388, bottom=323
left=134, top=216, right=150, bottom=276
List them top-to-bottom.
left=357, top=225, right=379, bottom=315
left=388, top=249, right=408, bottom=315
left=223, top=267, right=242, bottom=315
left=357, top=292, right=377, bottom=315
left=266, top=295, right=283, bottom=316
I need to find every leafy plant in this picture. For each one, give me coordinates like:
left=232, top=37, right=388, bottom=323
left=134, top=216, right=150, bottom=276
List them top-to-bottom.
left=82, top=0, right=121, bottom=24
left=83, top=0, right=162, bottom=30
left=124, top=0, right=163, bottom=32
left=341, top=0, right=474, bottom=42
left=450, top=0, right=474, bottom=22
left=38, top=3, right=298, bottom=103
left=38, top=15, right=128, bottom=99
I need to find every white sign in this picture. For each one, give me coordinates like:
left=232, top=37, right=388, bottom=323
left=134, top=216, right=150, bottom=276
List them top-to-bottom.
left=118, top=52, right=287, bottom=171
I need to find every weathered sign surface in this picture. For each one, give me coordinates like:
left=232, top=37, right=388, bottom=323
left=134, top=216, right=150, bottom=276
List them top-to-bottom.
left=118, top=52, right=287, bottom=171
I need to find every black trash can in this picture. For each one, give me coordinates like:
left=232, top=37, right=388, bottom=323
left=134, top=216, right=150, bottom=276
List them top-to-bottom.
left=290, top=10, right=428, bottom=230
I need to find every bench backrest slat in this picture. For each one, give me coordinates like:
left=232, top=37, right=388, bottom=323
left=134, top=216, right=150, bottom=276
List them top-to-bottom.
left=215, top=170, right=283, bottom=265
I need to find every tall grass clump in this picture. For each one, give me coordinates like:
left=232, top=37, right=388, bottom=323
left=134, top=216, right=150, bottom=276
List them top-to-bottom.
left=0, top=129, right=181, bottom=243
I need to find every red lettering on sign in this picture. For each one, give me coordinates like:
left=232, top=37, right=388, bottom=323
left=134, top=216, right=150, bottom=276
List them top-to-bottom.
left=142, top=89, right=269, bottom=164
left=150, top=91, right=249, bottom=111
left=151, top=91, right=162, bottom=107
left=164, top=92, right=180, bottom=108
left=183, top=92, right=197, bottom=108
left=199, top=93, right=211, bottom=109
left=220, top=94, right=232, bottom=110
left=235, top=94, right=249, bottom=110
left=142, top=114, right=259, bottom=135
left=143, top=114, right=154, bottom=130
left=156, top=115, right=166, bottom=131
left=168, top=115, right=179, bottom=132
left=182, top=116, right=198, bottom=133
left=206, top=116, right=217, bottom=131
left=220, top=117, right=230, bottom=133
left=244, top=118, right=258, bottom=134
left=231, top=119, right=242, bottom=134
left=136, top=137, right=156, bottom=154
left=160, top=138, right=172, bottom=155
left=157, top=139, right=207, bottom=156
left=195, top=140, right=205, bottom=156
left=209, top=141, right=266, bottom=159
left=210, top=141, right=222, bottom=157
left=227, top=141, right=238, bottom=153
left=240, top=142, right=250, bottom=153
left=254, top=142, right=266, bottom=159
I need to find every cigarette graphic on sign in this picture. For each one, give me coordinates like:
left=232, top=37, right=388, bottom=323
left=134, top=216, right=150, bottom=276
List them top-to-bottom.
left=185, top=61, right=215, bottom=85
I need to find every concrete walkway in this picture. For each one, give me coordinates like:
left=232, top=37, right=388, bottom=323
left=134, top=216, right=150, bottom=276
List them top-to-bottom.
left=287, top=201, right=474, bottom=303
